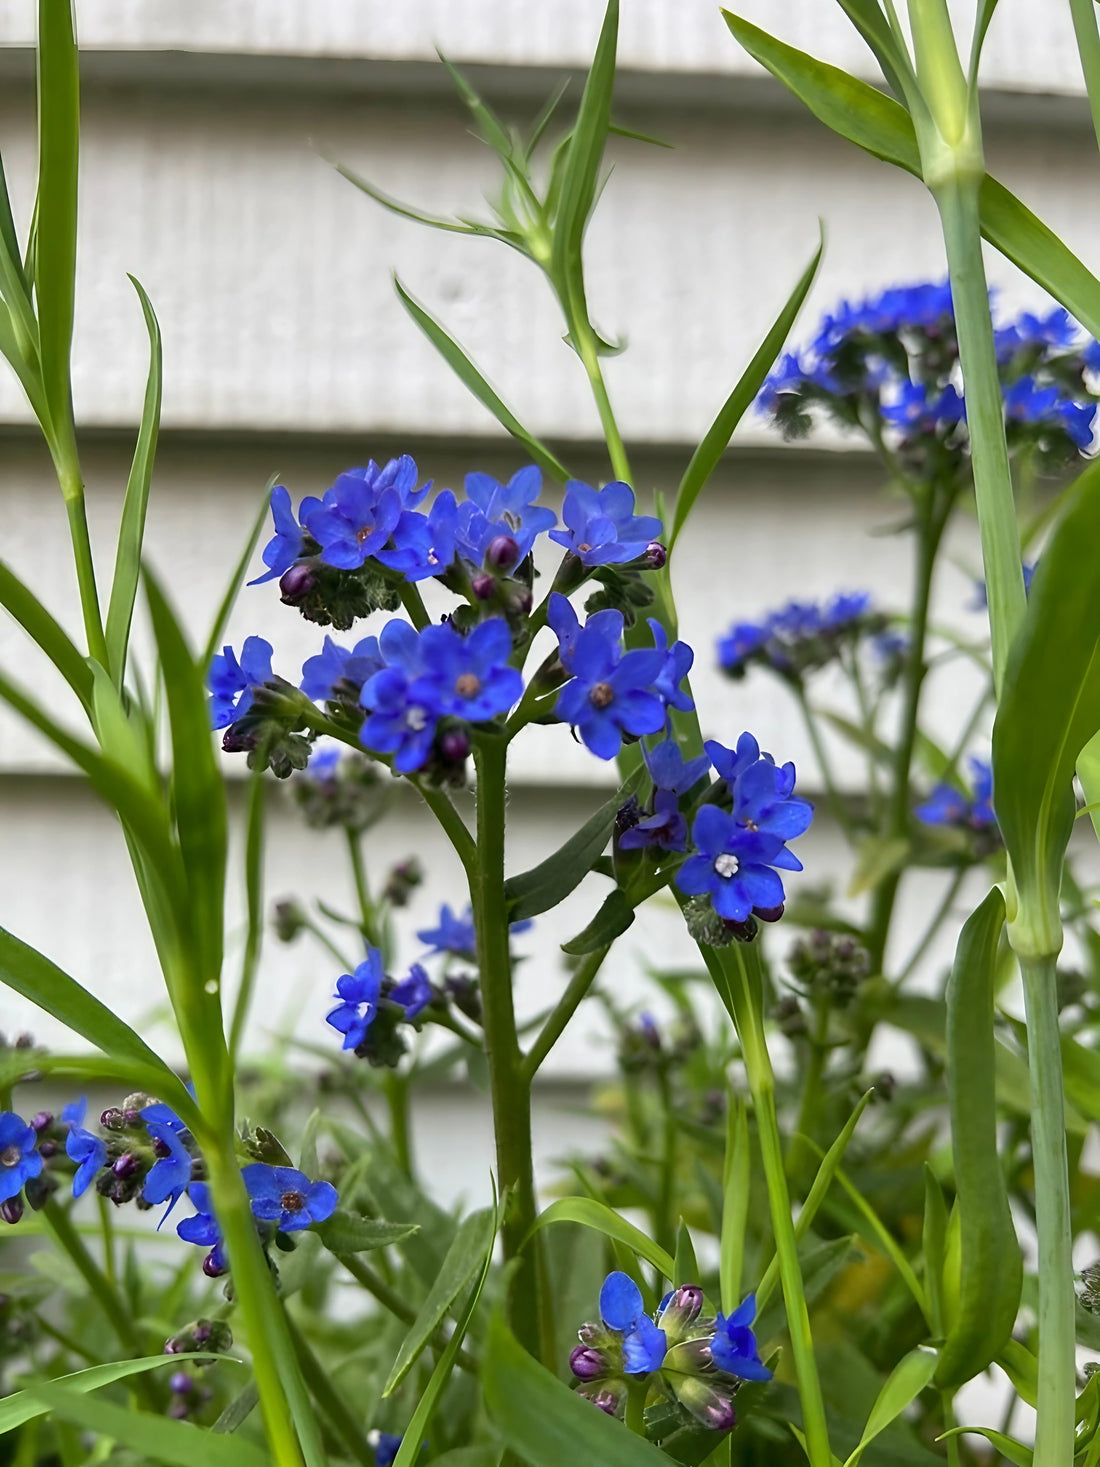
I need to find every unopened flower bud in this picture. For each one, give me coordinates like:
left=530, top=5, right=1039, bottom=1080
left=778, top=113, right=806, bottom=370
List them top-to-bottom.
left=487, top=534, right=520, bottom=570
left=642, top=541, right=667, bottom=569
left=279, top=562, right=317, bottom=603
left=471, top=573, right=496, bottom=601
left=506, top=586, right=534, bottom=617
left=440, top=730, right=470, bottom=764
left=382, top=858, right=423, bottom=908
left=682, top=896, right=739, bottom=948
left=273, top=899, right=308, bottom=943
left=753, top=903, right=785, bottom=924
left=15, top=1034, right=33, bottom=1050
left=873, top=1071, right=896, bottom=1103
left=100, top=1107, right=125, bottom=1131
left=30, top=1111, right=52, bottom=1133
left=37, top=1141, right=57, bottom=1159
left=113, top=1153, right=140, bottom=1179
left=23, top=1174, right=54, bottom=1211
left=0, top=1197, right=24, bottom=1225
left=203, top=1249, right=229, bottom=1278
left=570, top=1345, right=608, bottom=1380
left=170, top=1372, right=194, bottom=1396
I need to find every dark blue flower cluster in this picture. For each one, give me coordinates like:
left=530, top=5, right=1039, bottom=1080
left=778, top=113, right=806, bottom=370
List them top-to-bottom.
left=759, top=283, right=1098, bottom=475
left=717, top=592, right=883, bottom=683
left=915, top=757, right=998, bottom=854
left=326, top=945, right=435, bottom=1055
left=570, top=1271, right=770, bottom=1430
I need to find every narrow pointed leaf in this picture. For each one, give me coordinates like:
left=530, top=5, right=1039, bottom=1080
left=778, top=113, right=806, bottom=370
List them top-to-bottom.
left=834, top=0, right=917, bottom=101
left=970, top=0, right=1003, bottom=81
left=335, top=160, right=508, bottom=244
left=669, top=231, right=822, bottom=551
left=106, top=276, right=162, bottom=684
left=395, top=278, right=572, bottom=482
left=0, top=298, right=49, bottom=426
left=201, top=474, right=278, bottom=673
left=0, top=556, right=92, bottom=706
left=229, top=773, right=266, bottom=1058
left=560, top=887, right=635, bottom=954
left=719, top=1095, right=750, bottom=1311
left=523, top=1196, right=675, bottom=1280
left=315, top=1213, right=418, bottom=1256
left=673, top=1221, right=699, bottom=1286
left=842, top=1348, right=938, bottom=1467
left=0, top=1354, right=220, bottom=1434
left=938, top=1426, right=1032, bottom=1466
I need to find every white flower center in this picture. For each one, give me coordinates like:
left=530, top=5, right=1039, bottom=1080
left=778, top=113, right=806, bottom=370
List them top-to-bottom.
left=406, top=706, right=428, bottom=732
left=713, top=853, right=740, bottom=879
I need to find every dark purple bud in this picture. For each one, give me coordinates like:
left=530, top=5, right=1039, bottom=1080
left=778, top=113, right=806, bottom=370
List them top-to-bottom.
left=487, top=534, right=520, bottom=570
left=642, top=541, right=667, bottom=570
left=279, top=562, right=317, bottom=602
left=471, top=572, right=496, bottom=601
left=506, top=586, right=534, bottom=617
left=222, top=726, right=257, bottom=755
left=440, top=729, right=470, bottom=764
left=615, top=796, right=642, bottom=834
left=752, top=903, right=785, bottom=924
left=100, top=1108, right=125, bottom=1131
left=123, top=1109, right=144, bottom=1126
left=30, top=1111, right=52, bottom=1133
left=152, top=1137, right=172, bottom=1159
left=37, top=1141, right=57, bottom=1159
left=113, top=1153, right=140, bottom=1179
left=0, top=1197, right=24, bottom=1225
left=202, top=1250, right=229, bottom=1279
left=667, top=1284, right=704, bottom=1322
left=192, top=1321, right=212, bottom=1345
left=163, top=1336, right=187, bottom=1355
left=570, top=1345, right=607, bottom=1380
left=169, top=1372, right=194, bottom=1396
left=588, top=1389, right=620, bottom=1416
left=167, top=1397, right=190, bottom=1419
left=702, top=1398, right=737, bottom=1432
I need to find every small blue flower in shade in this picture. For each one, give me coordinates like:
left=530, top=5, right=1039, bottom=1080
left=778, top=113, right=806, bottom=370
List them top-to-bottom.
left=997, top=307, right=1078, bottom=358
left=1085, top=338, right=1100, bottom=373
left=881, top=381, right=964, bottom=434
left=1058, top=398, right=1097, bottom=449
left=302, top=458, right=422, bottom=570
left=456, top=466, right=558, bottom=567
left=549, top=480, right=663, bottom=566
left=250, top=485, right=305, bottom=585
left=378, top=491, right=458, bottom=581
left=546, top=593, right=624, bottom=674
left=552, top=606, right=666, bottom=760
left=412, top=618, right=523, bottom=722
left=360, top=620, right=437, bottom=774
left=647, top=620, right=694, bottom=714
left=717, top=620, right=768, bottom=672
left=301, top=634, right=384, bottom=702
left=208, top=637, right=274, bottom=729
left=705, top=733, right=762, bottom=786
left=306, top=743, right=341, bottom=779
left=916, top=756, right=996, bottom=831
left=969, top=757, right=995, bottom=826
left=915, top=783, right=970, bottom=826
left=676, top=806, right=797, bottom=922
left=418, top=903, right=477, bottom=958
left=327, top=949, right=384, bottom=1050
left=390, top=963, right=433, bottom=1019
left=62, top=1099, right=107, bottom=1199
left=0, top=1112, right=42, bottom=1204
left=142, top=1120, right=192, bottom=1222
left=242, top=1163, right=338, bottom=1232
left=176, top=1181, right=226, bottom=1272
left=599, top=1271, right=667, bottom=1374
left=711, top=1295, right=772, bottom=1382
left=373, top=1432, right=403, bottom=1467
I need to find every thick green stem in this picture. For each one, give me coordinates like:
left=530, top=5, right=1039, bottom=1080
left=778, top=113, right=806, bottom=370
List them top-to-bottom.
left=1069, top=0, right=1100, bottom=155
left=64, top=493, right=108, bottom=669
left=866, top=501, right=943, bottom=974
left=470, top=735, right=549, bottom=1365
left=1020, top=953, right=1076, bottom=1467
left=625, top=1379, right=648, bottom=1436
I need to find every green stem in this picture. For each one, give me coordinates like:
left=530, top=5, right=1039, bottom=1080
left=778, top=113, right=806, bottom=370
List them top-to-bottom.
left=1069, top=0, right=1100, bottom=155
left=933, top=177, right=1027, bottom=693
left=575, top=329, right=632, bottom=485
left=64, top=494, right=108, bottom=669
left=866, top=499, right=944, bottom=974
left=397, top=580, right=431, bottom=631
left=793, top=685, right=851, bottom=839
left=469, top=734, right=549, bottom=1365
left=229, top=773, right=267, bottom=1059
left=346, top=829, right=381, bottom=950
left=895, top=866, right=966, bottom=987
left=304, top=916, right=356, bottom=971
left=522, top=944, right=610, bottom=1080
left=1020, top=953, right=1076, bottom=1467
left=788, top=1000, right=831, bottom=1179
left=655, top=1068, right=677, bottom=1258
left=384, top=1071, right=413, bottom=1175
left=96, top=1194, right=116, bottom=1284
left=41, top=1200, right=147, bottom=1368
left=334, top=1252, right=478, bottom=1373
left=625, top=1379, right=648, bottom=1436
left=940, top=1390, right=961, bottom=1467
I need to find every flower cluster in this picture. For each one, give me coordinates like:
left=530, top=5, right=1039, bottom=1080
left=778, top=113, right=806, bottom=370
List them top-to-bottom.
left=759, top=283, right=1099, bottom=478
left=717, top=592, right=884, bottom=683
left=915, top=756, right=1000, bottom=859
left=326, top=946, right=435, bottom=1068
left=176, top=1164, right=337, bottom=1276
left=570, top=1272, right=770, bottom=1431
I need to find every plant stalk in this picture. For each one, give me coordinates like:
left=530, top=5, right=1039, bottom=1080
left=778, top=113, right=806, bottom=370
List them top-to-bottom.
left=1069, top=0, right=1100, bottom=155
left=64, top=493, right=108, bottom=669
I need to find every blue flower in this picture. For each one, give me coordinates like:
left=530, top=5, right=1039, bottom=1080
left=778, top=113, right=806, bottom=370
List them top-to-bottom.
left=881, top=381, right=964, bottom=434
left=302, top=457, right=424, bottom=570
left=456, top=466, right=557, bottom=567
left=549, top=481, right=662, bottom=566
left=250, top=485, right=305, bottom=585
left=378, top=491, right=458, bottom=581
left=822, top=591, right=873, bottom=629
left=546, top=594, right=624, bottom=674
left=550, top=595, right=666, bottom=760
left=412, top=619, right=523, bottom=722
left=647, top=620, right=694, bottom=714
left=717, top=620, right=768, bottom=672
left=360, top=621, right=437, bottom=773
left=301, top=635, right=384, bottom=702
left=208, top=637, right=274, bottom=729
left=706, top=733, right=764, bottom=787
left=648, top=739, right=711, bottom=795
left=619, top=740, right=710, bottom=854
left=306, top=743, right=341, bottom=779
left=916, top=756, right=996, bottom=831
left=733, top=758, right=814, bottom=843
left=676, top=806, right=799, bottom=922
left=418, top=903, right=477, bottom=958
left=327, top=949, right=384, bottom=1050
left=391, top=963, right=433, bottom=1019
left=62, top=1099, right=107, bottom=1199
left=0, top=1113, right=42, bottom=1204
left=142, top=1115, right=192, bottom=1222
left=242, top=1163, right=338, bottom=1232
left=177, top=1181, right=226, bottom=1272
left=599, top=1271, right=667, bottom=1374
left=711, top=1294, right=771, bottom=1382
left=373, top=1432, right=403, bottom=1467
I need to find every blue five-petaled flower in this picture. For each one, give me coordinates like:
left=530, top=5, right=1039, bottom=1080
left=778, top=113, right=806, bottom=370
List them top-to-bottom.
left=549, top=480, right=662, bottom=566
left=250, top=484, right=305, bottom=585
left=549, top=595, right=666, bottom=760
left=208, top=637, right=274, bottom=729
left=327, top=949, right=384, bottom=1050
left=63, top=1099, right=107, bottom=1199
left=0, top=1112, right=42, bottom=1204
left=241, top=1163, right=338, bottom=1233
left=600, top=1271, right=668, bottom=1374
left=711, top=1294, right=772, bottom=1382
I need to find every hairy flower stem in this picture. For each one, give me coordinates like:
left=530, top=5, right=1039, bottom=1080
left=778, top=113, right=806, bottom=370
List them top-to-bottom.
left=866, top=498, right=945, bottom=974
left=470, top=734, right=551, bottom=1366
left=1021, top=953, right=1076, bottom=1467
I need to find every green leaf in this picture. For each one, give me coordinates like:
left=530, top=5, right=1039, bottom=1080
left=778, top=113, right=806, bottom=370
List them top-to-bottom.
left=35, top=0, right=81, bottom=474
left=549, top=0, right=619, bottom=309
left=834, top=0, right=917, bottom=101
left=969, top=0, right=1002, bottom=80
left=335, top=159, right=509, bottom=242
left=668, top=231, right=822, bottom=552
left=105, top=276, right=162, bottom=684
left=394, top=278, right=572, bottom=482
left=992, top=456, right=1100, bottom=952
left=201, top=475, right=278, bottom=673
left=0, top=556, right=93, bottom=706
left=145, top=568, right=228, bottom=996
left=90, top=661, right=155, bottom=793
left=1077, top=727, right=1100, bottom=846
left=505, top=768, right=642, bottom=920
left=229, top=773, right=266, bottom=1058
left=938, top=886, right=1022, bottom=1386
left=560, top=887, right=636, bottom=955
left=1059, top=1034, right=1100, bottom=1121
left=719, top=1095, right=750, bottom=1311
left=359, top=1146, right=457, bottom=1286
left=921, top=1165, right=948, bottom=1332
left=524, top=1197, right=675, bottom=1281
left=383, top=1206, right=495, bottom=1396
left=393, top=1206, right=497, bottom=1467
left=314, top=1212, right=418, bottom=1256
left=673, top=1221, right=699, bottom=1287
left=483, top=1308, right=671, bottom=1467
left=842, top=1348, right=938, bottom=1467
left=0, top=1353, right=220, bottom=1434
left=23, top=1377, right=267, bottom=1467
left=212, top=1379, right=259, bottom=1434
left=938, top=1426, right=1032, bottom=1466
left=428, top=1451, right=501, bottom=1467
